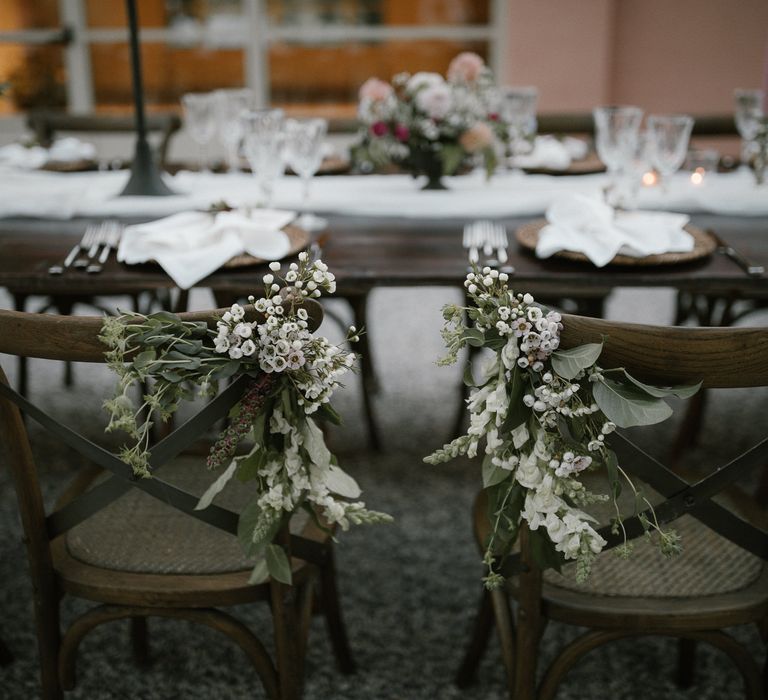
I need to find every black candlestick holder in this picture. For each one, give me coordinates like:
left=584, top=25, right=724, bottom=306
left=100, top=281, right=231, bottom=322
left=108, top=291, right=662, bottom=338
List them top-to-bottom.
left=120, top=0, right=174, bottom=197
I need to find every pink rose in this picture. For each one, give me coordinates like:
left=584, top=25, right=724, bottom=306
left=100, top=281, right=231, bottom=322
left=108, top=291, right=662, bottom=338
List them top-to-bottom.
left=447, top=52, right=485, bottom=83
left=359, top=77, right=393, bottom=102
left=415, top=84, right=452, bottom=120
left=370, top=121, right=388, bottom=137
left=459, top=122, right=494, bottom=153
left=394, top=124, right=410, bottom=142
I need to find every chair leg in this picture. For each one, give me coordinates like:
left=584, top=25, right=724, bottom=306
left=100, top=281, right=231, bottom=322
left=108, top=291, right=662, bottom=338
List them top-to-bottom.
left=347, top=292, right=381, bottom=451
left=319, top=546, right=356, bottom=674
left=271, top=579, right=304, bottom=700
left=455, top=586, right=494, bottom=687
left=490, top=586, right=517, bottom=699
left=36, top=594, right=63, bottom=699
left=130, top=617, right=151, bottom=668
left=0, top=636, right=14, bottom=666
left=676, top=637, right=696, bottom=688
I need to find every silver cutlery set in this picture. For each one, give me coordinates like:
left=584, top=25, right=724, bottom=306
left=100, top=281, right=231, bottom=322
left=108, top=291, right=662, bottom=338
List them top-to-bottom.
left=462, top=219, right=514, bottom=272
left=48, top=221, right=124, bottom=275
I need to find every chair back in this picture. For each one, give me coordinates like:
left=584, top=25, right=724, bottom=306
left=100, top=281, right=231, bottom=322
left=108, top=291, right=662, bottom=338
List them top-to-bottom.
left=26, top=110, right=182, bottom=168
left=0, top=303, right=326, bottom=591
left=507, top=314, right=768, bottom=571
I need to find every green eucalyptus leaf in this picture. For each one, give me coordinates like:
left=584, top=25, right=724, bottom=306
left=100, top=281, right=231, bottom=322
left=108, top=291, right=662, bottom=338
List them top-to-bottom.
left=440, top=143, right=465, bottom=175
left=149, top=310, right=182, bottom=324
left=462, top=328, right=485, bottom=347
left=484, top=335, right=506, bottom=352
left=174, top=339, right=203, bottom=355
left=551, top=342, right=603, bottom=380
left=133, top=349, right=156, bottom=369
left=463, top=363, right=477, bottom=388
left=623, top=371, right=702, bottom=399
left=593, top=378, right=673, bottom=428
left=316, top=402, right=342, bottom=426
left=252, top=411, right=267, bottom=447
left=236, top=448, right=267, bottom=482
left=604, top=449, right=621, bottom=499
left=482, top=454, right=510, bottom=488
left=195, top=459, right=238, bottom=510
left=237, top=499, right=263, bottom=554
left=529, top=528, right=564, bottom=573
left=265, top=543, right=292, bottom=585
left=248, top=559, right=269, bottom=585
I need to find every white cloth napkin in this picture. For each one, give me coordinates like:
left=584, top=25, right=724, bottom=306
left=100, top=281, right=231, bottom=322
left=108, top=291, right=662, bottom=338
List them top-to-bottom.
left=513, top=136, right=589, bottom=171
left=0, top=137, right=96, bottom=170
left=46, top=137, right=97, bottom=164
left=0, top=143, right=48, bottom=170
left=537, top=194, right=694, bottom=267
left=118, top=209, right=295, bottom=289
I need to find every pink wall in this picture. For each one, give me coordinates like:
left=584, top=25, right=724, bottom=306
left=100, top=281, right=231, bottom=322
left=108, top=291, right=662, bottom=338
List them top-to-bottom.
left=503, top=0, right=768, bottom=114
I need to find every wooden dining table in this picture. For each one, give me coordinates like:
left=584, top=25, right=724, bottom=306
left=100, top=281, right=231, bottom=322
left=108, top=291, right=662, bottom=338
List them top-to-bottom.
left=1, top=210, right=766, bottom=448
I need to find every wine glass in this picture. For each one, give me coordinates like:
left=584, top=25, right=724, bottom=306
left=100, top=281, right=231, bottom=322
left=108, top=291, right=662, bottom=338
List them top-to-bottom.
left=501, top=86, right=538, bottom=159
left=214, top=88, right=254, bottom=172
left=734, top=88, right=764, bottom=166
left=181, top=92, right=217, bottom=172
left=593, top=105, right=643, bottom=204
left=242, top=109, right=286, bottom=207
left=647, top=114, right=694, bottom=192
left=284, top=118, right=328, bottom=230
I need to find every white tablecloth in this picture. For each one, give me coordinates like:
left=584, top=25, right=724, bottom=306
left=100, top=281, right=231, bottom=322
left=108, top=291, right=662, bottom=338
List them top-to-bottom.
left=0, top=167, right=766, bottom=220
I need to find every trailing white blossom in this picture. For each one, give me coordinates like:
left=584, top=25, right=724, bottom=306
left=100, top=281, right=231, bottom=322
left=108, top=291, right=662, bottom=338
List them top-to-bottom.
left=425, top=268, right=688, bottom=587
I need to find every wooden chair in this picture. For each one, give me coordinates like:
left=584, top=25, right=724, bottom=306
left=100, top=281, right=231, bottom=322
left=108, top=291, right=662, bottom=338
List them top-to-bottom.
left=26, top=110, right=182, bottom=169
left=0, top=305, right=356, bottom=700
left=456, top=315, right=768, bottom=699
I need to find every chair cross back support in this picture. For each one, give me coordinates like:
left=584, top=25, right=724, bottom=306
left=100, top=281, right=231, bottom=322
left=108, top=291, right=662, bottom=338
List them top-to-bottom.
left=0, top=302, right=358, bottom=700
left=461, top=313, right=768, bottom=700
left=0, top=374, right=326, bottom=567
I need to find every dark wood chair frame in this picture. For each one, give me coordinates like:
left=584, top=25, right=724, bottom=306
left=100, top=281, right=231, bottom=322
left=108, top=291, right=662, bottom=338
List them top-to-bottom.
left=26, top=110, right=182, bottom=170
left=0, top=305, right=356, bottom=700
left=455, top=314, right=768, bottom=699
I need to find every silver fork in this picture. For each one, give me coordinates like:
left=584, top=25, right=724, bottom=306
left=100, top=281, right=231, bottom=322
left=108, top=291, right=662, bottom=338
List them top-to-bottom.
left=86, top=221, right=123, bottom=274
left=462, top=222, right=480, bottom=265
left=48, top=224, right=100, bottom=275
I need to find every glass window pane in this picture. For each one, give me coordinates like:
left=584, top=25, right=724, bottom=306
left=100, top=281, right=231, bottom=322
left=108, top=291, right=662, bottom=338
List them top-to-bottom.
left=267, top=0, right=488, bottom=26
left=0, top=1, right=60, bottom=31
left=270, top=40, right=489, bottom=117
left=91, top=44, right=245, bottom=111
left=0, top=46, right=66, bottom=115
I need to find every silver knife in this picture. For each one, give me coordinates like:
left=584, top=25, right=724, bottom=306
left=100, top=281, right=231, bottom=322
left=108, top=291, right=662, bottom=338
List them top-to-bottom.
left=709, top=230, right=765, bottom=277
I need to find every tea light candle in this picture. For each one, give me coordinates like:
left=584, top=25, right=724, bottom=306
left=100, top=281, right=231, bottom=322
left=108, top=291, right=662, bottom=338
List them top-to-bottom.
left=690, top=167, right=705, bottom=185
left=642, top=171, right=658, bottom=186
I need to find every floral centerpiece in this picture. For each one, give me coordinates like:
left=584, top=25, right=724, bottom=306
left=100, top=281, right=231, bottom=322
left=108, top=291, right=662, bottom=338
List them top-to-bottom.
left=353, top=52, right=508, bottom=189
left=100, top=254, right=391, bottom=585
left=426, top=268, right=698, bottom=587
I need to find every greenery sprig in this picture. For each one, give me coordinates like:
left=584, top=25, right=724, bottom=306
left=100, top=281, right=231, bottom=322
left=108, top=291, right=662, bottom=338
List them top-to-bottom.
left=101, top=254, right=391, bottom=584
left=425, top=267, right=697, bottom=586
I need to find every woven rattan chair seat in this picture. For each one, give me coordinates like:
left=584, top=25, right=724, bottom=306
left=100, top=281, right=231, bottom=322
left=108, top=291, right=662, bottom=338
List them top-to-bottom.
left=66, top=457, right=308, bottom=575
left=544, top=512, right=764, bottom=598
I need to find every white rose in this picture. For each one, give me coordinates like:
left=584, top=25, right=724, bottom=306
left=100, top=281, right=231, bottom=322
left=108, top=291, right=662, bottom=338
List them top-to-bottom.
left=406, top=71, right=445, bottom=94
left=415, top=83, right=452, bottom=120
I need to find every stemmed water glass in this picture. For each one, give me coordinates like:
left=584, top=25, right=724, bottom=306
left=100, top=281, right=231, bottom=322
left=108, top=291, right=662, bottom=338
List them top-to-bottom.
left=501, top=86, right=538, bottom=160
left=214, top=88, right=254, bottom=173
left=734, top=88, right=764, bottom=166
left=181, top=92, right=217, bottom=172
left=593, top=105, right=644, bottom=203
left=242, top=109, right=286, bottom=207
left=647, top=114, right=694, bottom=193
left=284, top=118, right=328, bottom=231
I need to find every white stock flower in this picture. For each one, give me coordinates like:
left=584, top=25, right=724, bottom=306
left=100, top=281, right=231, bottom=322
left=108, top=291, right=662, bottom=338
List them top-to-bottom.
left=501, top=338, right=520, bottom=369
left=515, top=451, right=543, bottom=489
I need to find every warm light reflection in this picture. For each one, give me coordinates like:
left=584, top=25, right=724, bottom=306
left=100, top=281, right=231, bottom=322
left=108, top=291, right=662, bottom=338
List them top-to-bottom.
left=690, top=167, right=705, bottom=185
left=642, top=171, right=658, bottom=186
